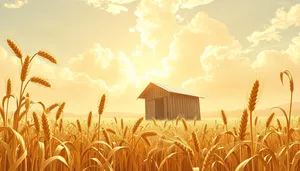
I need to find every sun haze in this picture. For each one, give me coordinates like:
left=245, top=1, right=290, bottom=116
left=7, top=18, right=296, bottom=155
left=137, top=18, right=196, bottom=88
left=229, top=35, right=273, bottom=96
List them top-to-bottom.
left=0, top=0, right=299, bottom=118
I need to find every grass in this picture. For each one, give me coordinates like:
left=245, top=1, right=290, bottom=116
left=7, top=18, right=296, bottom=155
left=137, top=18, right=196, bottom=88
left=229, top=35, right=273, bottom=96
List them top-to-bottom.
left=0, top=39, right=300, bottom=170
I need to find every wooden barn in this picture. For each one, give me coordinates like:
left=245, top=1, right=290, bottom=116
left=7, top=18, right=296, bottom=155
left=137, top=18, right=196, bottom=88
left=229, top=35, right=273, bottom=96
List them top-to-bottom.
left=138, top=82, right=203, bottom=120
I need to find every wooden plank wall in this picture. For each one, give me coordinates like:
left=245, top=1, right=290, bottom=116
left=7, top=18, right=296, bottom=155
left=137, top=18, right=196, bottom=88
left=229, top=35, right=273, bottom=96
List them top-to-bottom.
left=144, top=86, right=169, bottom=100
left=167, top=94, right=200, bottom=120
left=163, top=97, right=167, bottom=119
left=145, top=100, right=155, bottom=119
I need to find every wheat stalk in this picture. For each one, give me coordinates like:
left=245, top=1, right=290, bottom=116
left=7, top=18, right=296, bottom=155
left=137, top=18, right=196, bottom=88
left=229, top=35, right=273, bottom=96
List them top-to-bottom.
left=7, top=39, right=22, bottom=59
left=37, top=51, right=57, bottom=64
left=21, top=56, right=30, bottom=82
left=280, top=70, right=294, bottom=171
left=30, top=77, right=51, bottom=88
left=6, top=79, right=11, bottom=96
left=248, top=80, right=259, bottom=171
left=98, top=94, right=106, bottom=140
left=98, top=94, right=106, bottom=116
left=56, top=102, right=65, bottom=121
left=45, top=103, right=59, bottom=114
left=0, top=106, right=4, bottom=125
left=238, top=109, right=248, bottom=141
left=87, top=111, right=92, bottom=128
left=32, top=112, right=40, bottom=134
left=41, top=112, right=51, bottom=143
left=266, top=112, right=275, bottom=129
left=176, top=116, right=180, bottom=126
left=254, top=116, right=258, bottom=126
left=114, top=117, right=118, bottom=124
left=132, top=117, right=143, bottom=134
left=121, top=118, right=124, bottom=130
left=152, top=118, right=157, bottom=127
left=181, top=118, right=188, bottom=131
left=59, top=119, right=63, bottom=132
left=277, top=119, right=282, bottom=130
left=76, top=120, right=82, bottom=133
left=164, top=120, right=167, bottom=128
left=123, top=126, right=128, bottom=137
left=106, top=128, right=116, bottom=134
left=102, top=130, right=110, bottom=145
left=141, top=131, right=157, bottom=138
left=192, top=131, right=200, bottom=153
left=142, top=137, right=151, bottom=146
left=174, top=140, right=194, bottom=156
left=201, top=144, right=218, bottom=171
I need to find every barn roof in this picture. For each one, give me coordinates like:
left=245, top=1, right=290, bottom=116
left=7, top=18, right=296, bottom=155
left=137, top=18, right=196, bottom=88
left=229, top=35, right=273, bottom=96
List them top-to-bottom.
left=138, top=82, right=203, bottom=99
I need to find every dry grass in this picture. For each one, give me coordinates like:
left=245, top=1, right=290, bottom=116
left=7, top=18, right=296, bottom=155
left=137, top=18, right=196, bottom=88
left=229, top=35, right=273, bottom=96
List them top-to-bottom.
left=1, top=40, right=300, bottom=171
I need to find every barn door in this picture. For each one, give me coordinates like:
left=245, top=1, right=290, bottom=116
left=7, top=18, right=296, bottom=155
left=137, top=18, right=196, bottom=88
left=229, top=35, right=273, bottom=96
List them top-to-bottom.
left=155, top=98, right=164, bottom=120
left=146, top=100, right=155, bottom=119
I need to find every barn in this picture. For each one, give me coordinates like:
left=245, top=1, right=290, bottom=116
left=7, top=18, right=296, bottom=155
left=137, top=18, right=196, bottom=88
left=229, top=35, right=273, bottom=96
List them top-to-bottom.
left=137, top=82, right=203, bottom=120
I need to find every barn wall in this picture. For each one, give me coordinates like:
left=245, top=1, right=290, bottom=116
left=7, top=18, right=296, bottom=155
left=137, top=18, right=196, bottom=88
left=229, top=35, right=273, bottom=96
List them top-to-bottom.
left=144, top=86, right=169, bottom=100
left=167, top=94, right=200, bottom=120
left=145, top=100, right=155, bottom=120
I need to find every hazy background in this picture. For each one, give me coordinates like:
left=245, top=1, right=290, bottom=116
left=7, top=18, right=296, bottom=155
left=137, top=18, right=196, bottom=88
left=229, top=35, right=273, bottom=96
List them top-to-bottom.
left=0, top=0, right=299, bottom=118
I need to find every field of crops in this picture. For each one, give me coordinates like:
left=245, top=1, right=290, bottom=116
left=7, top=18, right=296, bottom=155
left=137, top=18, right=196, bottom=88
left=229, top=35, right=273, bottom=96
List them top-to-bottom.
left=1, top=40, right=300, bottom=171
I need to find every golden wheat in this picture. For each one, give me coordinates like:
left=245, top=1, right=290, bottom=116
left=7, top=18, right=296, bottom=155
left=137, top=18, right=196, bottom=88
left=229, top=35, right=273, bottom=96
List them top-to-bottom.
left=7, top=39, right=22, bottom=59
left=2, top=41, right=300, bottom=171
left=37, top=51, right=57, bottom=64
left=21, top=56, right=30, bottom=81
left=30, top=77, right=51, bottom=88
left=6, top=79, right=11, bottom=96
left=98, top=94, right=106, bottom=116
left=55, top=102, right=65, bottom=121
left=45, top=103, right=59, bottom=114
left=238, top=109, right=248, bottom=141
left=221, top=110, right=227, bottom=126
left=87, top=111, right=92, bottom=128
left=32, top=112, right=40, bottom=134
left=41, top=112, right=51, bottom=142
left=266, top=112, right=275, bottom=128
left=132, top=117, right=143, bottom=134
left=181, top=118, right=188, bottom=131
left=76, top=119, right=82, bottom=133
left=106, top=128, right=116, bottom=134
left=192, top=131, right=200, bottom=153
left=174, top=140, right=194, bottom=156
left=201, top=144, right=218, bottom=171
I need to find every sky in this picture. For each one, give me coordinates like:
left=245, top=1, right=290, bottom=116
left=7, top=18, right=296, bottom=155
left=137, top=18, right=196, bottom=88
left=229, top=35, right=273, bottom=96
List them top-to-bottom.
left=0, top=0, right=300, bottom=117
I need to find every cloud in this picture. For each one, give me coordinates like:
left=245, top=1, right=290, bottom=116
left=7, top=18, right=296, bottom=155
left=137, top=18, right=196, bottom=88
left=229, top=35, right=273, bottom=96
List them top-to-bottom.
left=3, top=0, right=28, bottom=8
left=82, top=0, right=136, bottom=14
left=135, top=0, right=181, bottom=56
left=181, top=0, right=214, bottom=9
left=248, top=4, right=300, bottom=46
left=161, top=12, right=239, bottom=85
left=183, top=33, right=300, bottom=111
left=0, top=43, right=142, bottom=114
left=68, top=44, right=136, bottom=89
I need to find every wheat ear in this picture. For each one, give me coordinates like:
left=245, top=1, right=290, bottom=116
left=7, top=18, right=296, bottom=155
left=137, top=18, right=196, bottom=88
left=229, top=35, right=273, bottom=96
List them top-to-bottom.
left=7, top=39, right=22, bottom=59
left=37, top=51, right=57, bottom=64
left=30, top=77, right=51, bottom=88
left=238, top=109, right=248, bottom=141
left=132, top=117, right=143, bottom=134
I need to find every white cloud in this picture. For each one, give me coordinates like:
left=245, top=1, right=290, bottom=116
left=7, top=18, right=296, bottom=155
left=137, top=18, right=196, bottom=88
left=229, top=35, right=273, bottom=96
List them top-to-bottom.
left=4, top=0, right=28, bottom=8
left=82, top=0, right=136, bottom=14
left=181, top=0, right=214, bottom=9
left=106, top=3, right=128, bottom=15
left=248, top=4, right=300, bottom=46
left=183, top=33, right=300, bottom=111
left=0, top=43, right=142, bottom=114
left=68, top=43, right=137, bottom=88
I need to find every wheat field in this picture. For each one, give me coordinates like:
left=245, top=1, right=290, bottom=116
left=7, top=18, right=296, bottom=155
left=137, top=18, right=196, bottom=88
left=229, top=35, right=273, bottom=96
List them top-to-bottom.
left=0, top=40, right=300, bottom=171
